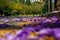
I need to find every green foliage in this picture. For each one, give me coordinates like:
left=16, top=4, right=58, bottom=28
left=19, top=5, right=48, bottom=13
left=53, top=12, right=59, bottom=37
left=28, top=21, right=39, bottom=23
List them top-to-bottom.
left=0, top=0, right=43, bottom=16
left=0, top=0, right=8, bottom=8
left=13, top=0, right=20, bottom=3
left=8, top=2, right=23, bottom=11
left=21, top=2, right=42, bottom=16
left=31, top=2, right=42, bottom=14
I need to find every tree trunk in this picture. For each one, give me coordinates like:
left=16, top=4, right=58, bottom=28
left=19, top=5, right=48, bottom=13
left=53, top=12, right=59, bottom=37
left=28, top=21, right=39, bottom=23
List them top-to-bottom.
left=21, top=0, right=25, bottom=4
left=26, top=0, right=31, bottom=5
left=50, top=0, right=52, bottom=12
left=54, top=0, right=58, bottom=10
left=57, top=0, right=60, bottom=10
left=0, top=9, right=3, bottom=16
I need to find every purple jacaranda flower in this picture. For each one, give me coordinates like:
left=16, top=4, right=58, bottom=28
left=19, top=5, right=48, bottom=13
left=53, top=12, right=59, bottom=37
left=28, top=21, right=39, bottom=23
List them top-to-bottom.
left=50, top=16, right=58, bottom=23
left=52, top=16, right=58, bottom=21
left=41, top=17, right=47, bottom=23
left=14, top=18, right=20, bottom=22
left=26, top=18, right=31, bottom=21
left=2, top=19, right=9, bottom=23
left=45, top=19, right=51, bottom=22
left=34, top=25, right=42, bottom=32
left=15, top=27, right=35, bottom=40
left=25, top=27, right=35, bottom=32
left=37, top=28, right=54, bottom=38
left=38, top=28, right=53, bottom=35
left=53, top=28, right=60, bottom=38
left=53, top=28, right=60, bottom=34
left=14, top=29, right=29, bottom=40
left=38, top=29, right=49, bottom=35
left=16, top=30, right=23, bottom=35
left=17, top=30, right=28, bottom=37
left=5, top=33, right=15, bottom=40
left=55, top=33, right=60, bottom=38
left=26, top=35, right=38, bottom=40
left=13, top=37, right=21, bottom=40
left=0, top=38, right=3, bottom=40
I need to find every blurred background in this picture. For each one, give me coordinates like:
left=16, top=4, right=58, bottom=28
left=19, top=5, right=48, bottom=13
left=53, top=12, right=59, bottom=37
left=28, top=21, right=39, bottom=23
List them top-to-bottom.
left=0, top=0, right=60, bottom=40
left=0, top=0, right=60, bottom=17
